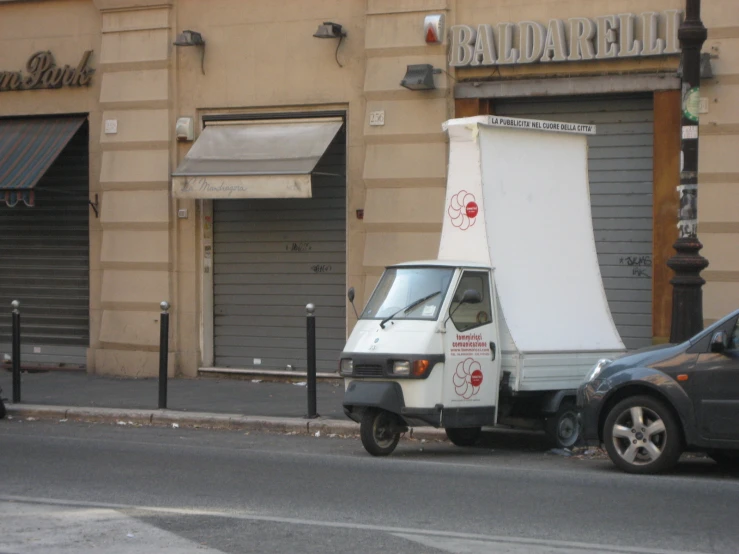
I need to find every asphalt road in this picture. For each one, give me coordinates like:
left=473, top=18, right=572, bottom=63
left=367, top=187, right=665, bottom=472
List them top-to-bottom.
left=1, top=419, right=738, bottom=554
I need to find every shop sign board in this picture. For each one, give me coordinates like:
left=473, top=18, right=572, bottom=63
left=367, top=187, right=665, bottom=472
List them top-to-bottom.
left=450, top=10, right=682, bottom=67
left=0, top=51, right=95, bottom=92
left=172, top=175, right=313, bottom=199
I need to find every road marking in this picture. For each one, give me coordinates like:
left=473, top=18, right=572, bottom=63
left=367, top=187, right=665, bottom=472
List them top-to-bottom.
left=0, top=495, right=713, bottom=554
left=0, top=500, right=225, bottom=553
left=394, top=532, right=626, bottom=553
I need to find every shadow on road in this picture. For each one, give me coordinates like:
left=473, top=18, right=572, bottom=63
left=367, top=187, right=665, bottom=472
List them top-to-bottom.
left=475, top=429, right=551, bottom=451
left=583, top=453, right=739, bottom=479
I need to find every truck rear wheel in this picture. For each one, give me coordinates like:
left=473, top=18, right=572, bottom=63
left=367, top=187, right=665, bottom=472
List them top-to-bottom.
left=545, top=400, right=580, bottom=449
left=360, top=409, right=401, bottom=456
left=445, top=427, right=482, bottom=447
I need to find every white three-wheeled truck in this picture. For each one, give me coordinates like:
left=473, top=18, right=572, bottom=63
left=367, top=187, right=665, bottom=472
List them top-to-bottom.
left=341, top=115, right=626, bottom=456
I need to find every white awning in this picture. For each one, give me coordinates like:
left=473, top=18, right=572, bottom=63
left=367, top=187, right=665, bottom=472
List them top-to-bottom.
left=172, top=117, right=343, bottom=199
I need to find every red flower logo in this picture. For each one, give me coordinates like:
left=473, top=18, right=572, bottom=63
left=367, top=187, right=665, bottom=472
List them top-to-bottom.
left=448, top=191, right=477, bottom=230
left=453, top=358, right=483, bottom=399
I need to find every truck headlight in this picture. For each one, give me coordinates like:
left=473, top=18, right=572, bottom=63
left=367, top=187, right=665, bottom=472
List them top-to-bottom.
left=340, top=358, right=353, bottom=375
left=586, top=359, right=612, bottom=382
left=392, top=360, right=411, bottom=375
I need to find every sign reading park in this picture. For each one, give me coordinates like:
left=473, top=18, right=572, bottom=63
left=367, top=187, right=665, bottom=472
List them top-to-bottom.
left=0, top=51, right=95, bottom=92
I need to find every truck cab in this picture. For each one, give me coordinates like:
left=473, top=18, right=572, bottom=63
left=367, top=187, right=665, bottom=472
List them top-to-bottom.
left=342, top=262, right=500, bottom=445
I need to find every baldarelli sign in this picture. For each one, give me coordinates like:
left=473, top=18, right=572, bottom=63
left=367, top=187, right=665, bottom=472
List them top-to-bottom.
left=450, top=10, right=682, bottom=67
left=0, top=51, right=95, bottom=92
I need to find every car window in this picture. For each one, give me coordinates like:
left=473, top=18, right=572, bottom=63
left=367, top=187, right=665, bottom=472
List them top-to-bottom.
left=450, top=271, right=493, bottom=332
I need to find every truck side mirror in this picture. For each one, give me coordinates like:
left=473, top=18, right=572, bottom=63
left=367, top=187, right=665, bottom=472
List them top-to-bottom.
left=347, top=287, right=359, bottom=319
left=447, top=289, right=483, bottom=324
left=461, top=289, right=482, bottom=305
left=710, top=330, right=728, bottom=353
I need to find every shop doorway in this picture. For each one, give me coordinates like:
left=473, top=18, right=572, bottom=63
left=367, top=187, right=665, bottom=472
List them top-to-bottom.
left=0, top=117, right=90, bottom=368
left=211, top=126, right=347, bottom=372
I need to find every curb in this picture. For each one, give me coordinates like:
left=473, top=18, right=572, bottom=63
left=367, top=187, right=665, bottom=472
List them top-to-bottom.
left=4, top=404, right=448, bottom=442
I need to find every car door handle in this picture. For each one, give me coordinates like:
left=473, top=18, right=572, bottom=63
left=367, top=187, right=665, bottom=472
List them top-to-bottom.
left=490, top=341, right=496, bottom=361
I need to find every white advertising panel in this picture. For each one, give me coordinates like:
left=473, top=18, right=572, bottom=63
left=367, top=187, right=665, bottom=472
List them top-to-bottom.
left=440, top=116, right=624, bottom=353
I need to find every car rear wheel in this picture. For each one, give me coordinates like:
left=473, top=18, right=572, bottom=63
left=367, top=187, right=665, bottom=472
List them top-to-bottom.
left=603, top=396, right=682, bottom=474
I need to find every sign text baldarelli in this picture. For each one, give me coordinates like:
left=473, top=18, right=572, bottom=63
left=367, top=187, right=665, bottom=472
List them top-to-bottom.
left=450, top=10, right=682, bottom=67
left=0, top=51, right=95, bottom=92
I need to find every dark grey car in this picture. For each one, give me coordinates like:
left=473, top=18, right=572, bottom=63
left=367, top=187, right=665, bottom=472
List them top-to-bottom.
left=577, top=308, right=739, bottom=474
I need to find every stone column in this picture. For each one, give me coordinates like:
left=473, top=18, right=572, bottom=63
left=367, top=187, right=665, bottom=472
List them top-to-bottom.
left=92, top=0, right=175, bottom=377
left=361, top=0, right=452, bottom=300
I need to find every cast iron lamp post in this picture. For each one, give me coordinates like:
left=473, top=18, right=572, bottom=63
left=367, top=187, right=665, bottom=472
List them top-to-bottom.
left=667, top=0, right=709, bottom=343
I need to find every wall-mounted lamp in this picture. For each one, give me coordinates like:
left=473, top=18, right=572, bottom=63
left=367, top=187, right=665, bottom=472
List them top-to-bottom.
left=313, top=21, right=346, bottom=68
left=174, top=29, right=206, bottom=75
left=400, top=64, right=440, bottom=91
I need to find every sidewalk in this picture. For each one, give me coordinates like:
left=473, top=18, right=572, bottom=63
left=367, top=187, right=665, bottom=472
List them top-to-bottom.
left=0, top=369, right=446, bottom=440
left=0, top=369, right=345, bottom=418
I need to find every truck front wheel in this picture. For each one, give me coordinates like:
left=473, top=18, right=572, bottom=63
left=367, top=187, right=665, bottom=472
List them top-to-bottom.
left=545, top=400, right=580, bottom=449
left=360, top=409, right=401, bottom=456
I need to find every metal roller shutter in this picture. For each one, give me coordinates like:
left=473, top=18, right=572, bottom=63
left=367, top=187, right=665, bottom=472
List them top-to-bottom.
left=495, top=95, right=654, bottom=349
left=0, top=120, right=90, bottom=367
left=213, top=127, right=346, bottom=371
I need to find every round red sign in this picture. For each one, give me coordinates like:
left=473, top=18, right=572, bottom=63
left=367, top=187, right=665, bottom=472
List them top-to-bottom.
left=465, top=201, right=479, bottom=218
left=470, top=369, right=483, bottom=387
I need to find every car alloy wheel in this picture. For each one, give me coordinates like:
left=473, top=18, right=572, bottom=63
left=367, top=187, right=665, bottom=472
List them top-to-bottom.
left=603, top=396, right=682, bottom=474
left=612, top=406, right=666, bottom=464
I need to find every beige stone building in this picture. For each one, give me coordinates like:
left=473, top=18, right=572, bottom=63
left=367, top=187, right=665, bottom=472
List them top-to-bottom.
left=0, top=0, right=737, bottom=378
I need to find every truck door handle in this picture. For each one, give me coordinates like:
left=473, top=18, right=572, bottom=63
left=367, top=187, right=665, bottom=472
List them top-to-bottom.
left=490, top=342, right=496, bottom=361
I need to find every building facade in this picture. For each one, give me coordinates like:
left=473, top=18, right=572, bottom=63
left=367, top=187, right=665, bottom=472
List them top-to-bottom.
left=0, top=0, right=736, bottom=377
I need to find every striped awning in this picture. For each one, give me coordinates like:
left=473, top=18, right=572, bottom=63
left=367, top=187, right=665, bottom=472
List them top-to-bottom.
left=0, top=116, right=85, bottom=207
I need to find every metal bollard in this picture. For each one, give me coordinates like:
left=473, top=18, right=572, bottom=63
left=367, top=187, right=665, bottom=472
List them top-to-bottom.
left=11, top=300, right=20, bottom=403
left=158, top=301, right=170, bottom=410
left=305, top=303, right=318, bottom=419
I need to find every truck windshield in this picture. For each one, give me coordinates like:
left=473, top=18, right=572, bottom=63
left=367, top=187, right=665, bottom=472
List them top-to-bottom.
left=361, top=267, right=455, bottom=322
